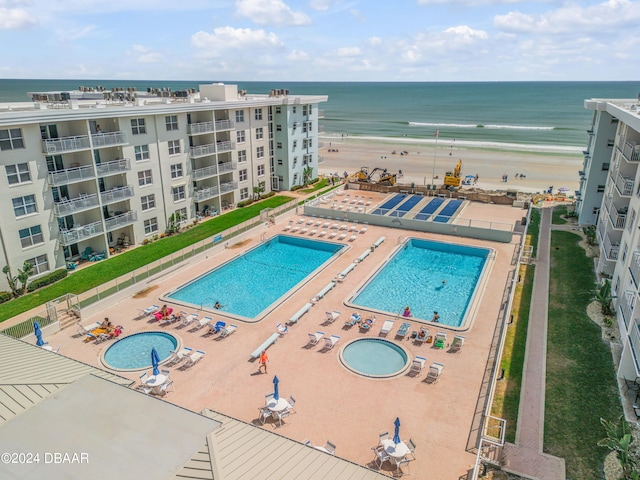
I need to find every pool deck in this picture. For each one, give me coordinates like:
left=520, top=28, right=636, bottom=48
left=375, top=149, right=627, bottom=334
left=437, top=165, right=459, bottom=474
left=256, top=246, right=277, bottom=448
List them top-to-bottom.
left=44, top=200, right=527, bottom=479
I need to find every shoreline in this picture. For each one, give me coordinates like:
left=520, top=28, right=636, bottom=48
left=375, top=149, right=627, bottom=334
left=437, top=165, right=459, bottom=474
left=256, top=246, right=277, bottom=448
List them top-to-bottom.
left=318, top=135, right=582, bottom=194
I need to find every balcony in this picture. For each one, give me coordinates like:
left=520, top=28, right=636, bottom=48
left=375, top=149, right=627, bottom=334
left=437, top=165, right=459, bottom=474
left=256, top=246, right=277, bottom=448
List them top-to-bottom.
left=215, top=119, right=234, bottom=131
left=188, top=121, right=214, bottom=135
left=91, top=131, right=128, bottom=148
left=42, top=135, right=90, bottom=154
left=216, top=140, right=235, bottom=153
left=622, top=141, right=640, bottom=163
left=190, top=143, right=216, bottom=158
left=96, top=158, right=131, bottom=177
left=217, top=161, right=236, bottom=174
left=193, top=164, right=218, bottom=181
left=47, top=165, right=95, bottom=187
left=578, top=170, right=585, bottom=178
left=614, top=172, right=635, bottom=197
left=220, top=181, right=238, bottom=193
left=101, top=185, right=134, bottom=205
left=195, top=185, right=219, bottom=202
left=53, top=194, right=99, bottom=216
left=607, top=203, right=627, bottom=230
left=105, top=210, right=137, bottom=231
left=59, top=220, right=104, bottom=246
left=601, top=233, right=620, bottom=261
left=631, top=252, right=640, bottom=288
left=620, top=291, right=636, bottom=331
left=630, top=322, right=640, bottom=374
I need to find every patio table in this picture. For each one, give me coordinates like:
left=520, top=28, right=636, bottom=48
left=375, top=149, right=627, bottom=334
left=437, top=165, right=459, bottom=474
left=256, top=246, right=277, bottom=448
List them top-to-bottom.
left=381, top=439, right=410, bottom=460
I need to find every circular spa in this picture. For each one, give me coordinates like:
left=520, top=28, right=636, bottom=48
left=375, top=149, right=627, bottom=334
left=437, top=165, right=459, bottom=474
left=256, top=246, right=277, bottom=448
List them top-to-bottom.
left=102, top=331, right=178, bottom=371
left=340, top=338, right=410, bottom=378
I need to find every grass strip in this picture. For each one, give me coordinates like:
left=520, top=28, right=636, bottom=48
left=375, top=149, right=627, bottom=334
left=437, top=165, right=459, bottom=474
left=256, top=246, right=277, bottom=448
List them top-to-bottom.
left=552, top=205, right=568, bottom=225
left=528, top=208, right=541, bottom=257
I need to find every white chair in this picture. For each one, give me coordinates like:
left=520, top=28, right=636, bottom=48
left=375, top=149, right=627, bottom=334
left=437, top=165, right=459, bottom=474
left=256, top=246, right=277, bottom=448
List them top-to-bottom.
left=360, top=223, right=368, bottom=234
left=300, top=228, right=308, bottom=234
left=309, top=229, right=317, bottom=235
left=318, top=230, right=327, bottom=237
left=328, top=232, right=337, bottom=239
left=337, top=233, right=347, bottom=241
left=348, top=235, right=357, bottom=242
left=325, top=311, right=341, bottom=323
left=183, top=313, right=198, bottom=327
left=195, top=316, right=213, bottom=329
left=380, top=319, right=395, bottom=335
left=277, top=323, right=289, bottom=336
left=220, top=324, right=238, bottom=337
left=307, top=331, right=324, bottom=346
left=451, top=334, right=466, bottom=353
left=323, top=335, right=340, bottom=350
left=166, top=347, right=192, bottom=365
left=183, top=349, right=205, bottom=368
left=410, top=356, right=427, bottom=375
left=426, top=362, right=444, bottom=383
left=161, top=369, right=171, bottom=379
left=136, top=372, right=154, bottom=394
left=157, top=380, right=175, bottom=396
left=287, top=395, right=296, bottom=413
left=258, top=406, right=272, bottom=425
left=274, top=408, right=291, bottom=427
left=378, top=431, right=389, bottom=445
left=407, top=438, right=417, bottom=460
left=324, top=441, right=336, bottom=455
left=373, top=445, right=390, bottom=469
left=393, top=457, right=411, bottom=475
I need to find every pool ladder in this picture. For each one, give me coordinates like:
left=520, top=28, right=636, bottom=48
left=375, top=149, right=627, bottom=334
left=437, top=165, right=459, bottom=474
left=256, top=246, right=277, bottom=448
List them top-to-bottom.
left=260, top=233, right=267, bottom=242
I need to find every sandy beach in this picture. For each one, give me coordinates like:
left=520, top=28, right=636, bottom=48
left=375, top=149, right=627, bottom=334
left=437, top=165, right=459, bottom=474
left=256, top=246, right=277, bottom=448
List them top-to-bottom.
left=318, top=136, right=582, bottom=194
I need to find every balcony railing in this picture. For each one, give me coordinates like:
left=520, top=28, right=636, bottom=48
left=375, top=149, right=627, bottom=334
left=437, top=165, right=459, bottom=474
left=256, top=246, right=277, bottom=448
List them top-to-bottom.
left=215, top=119, right=234, bottom=131
left=188, top=121, right=214, bottom=135
left=91, top=131, right=128, bottom=148
left=42, top=135, right=90, bottom=154
left=216, top=140, right=235, bottom=153
left=622, top=141, right=640, bottom=163
left=190, top=143, right=217, bottom=158
left=96, top=158, right=131, bottom=177
left=217, top=161, right=236, bottom=174
left=193, top=164, right=218, bottom=181
left=47, top=165, right=95, bottom=187
left=615, top=171, right=635, bottom=197
left=220, top=181, right=237, bottom=193
left=101, top=185, right=134, bottom=205
left=195, top=185, right=219, bottom=202
left=53, top=194, right=100, bottom=216
left=608, top=204, right=627, bottom=229
left=105, top=210, right=137, bottom=231
left=597, top=218, right=607, bottom=244
left=59, top=220, right=104, bottom=246
left=601, top=233, right=620, bottom=261
left=630, top=252, right=640, bottom=288
left=620, top=290, right=636, bottom=331
left=630, top=322, right=640, bottom=374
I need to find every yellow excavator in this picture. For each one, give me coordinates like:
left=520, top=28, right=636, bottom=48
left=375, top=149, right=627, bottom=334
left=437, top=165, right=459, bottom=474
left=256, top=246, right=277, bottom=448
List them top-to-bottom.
left=444, top=160, right=462, bottom=187
left=348, top=167, right=370, bottom=183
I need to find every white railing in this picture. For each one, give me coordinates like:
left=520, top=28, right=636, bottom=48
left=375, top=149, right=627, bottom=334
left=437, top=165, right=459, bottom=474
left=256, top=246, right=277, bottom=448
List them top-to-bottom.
left=215, top=119, right=234, bottom=130
left=188, top=121, right=214, bottom=135
left=91, top=131, right=128, bottom=148
left=43, top=135, right=90, bottom=154
left=216, top=140, right=235, bottom=153
left=622, top=141, right=640, bottom=163
left=190, top=143, right=216, bottom=158
left=96, top=158, right=131, bottom=176
left=217, top=161, right=236, bottom=174
left=193, top=164, right=218, bottom=180
left=47, top=165, right=95, bottom=186
left=615, top=172, right=635, bottom=196
left=220, top=181, right=237, bottom=193
left=101, top=185, right=134, bottom=205
left=195, top=186, right=219, bottom=202
left=53, top=194, right=99, bottom=216
left=608, top=204, right=627, bottom=229
left=105, top=210, right=137, bottom=231
left=59, top=220, right=104, bottom=246
left=602, top=234, right=620, bottom=261
left=630, top=252, right=640, bottom=287
left=620, top=291, right=636, bottom=331
left=630, top=322, right=640, bottom=375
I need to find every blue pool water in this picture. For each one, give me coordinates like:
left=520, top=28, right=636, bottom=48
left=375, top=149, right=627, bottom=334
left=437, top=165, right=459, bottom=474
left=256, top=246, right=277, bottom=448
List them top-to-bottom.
left=167, top=235, right=344, bottom=319
left=350, top=238, right=489, bottom=327
left=103, top=332, right=178, bottom=370
left=341, top=338, right=409, bottom=377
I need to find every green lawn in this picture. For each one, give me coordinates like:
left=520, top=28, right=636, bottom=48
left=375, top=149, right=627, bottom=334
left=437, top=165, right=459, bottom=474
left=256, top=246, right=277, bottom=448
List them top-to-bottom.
left=300, top=178, right=328, bottom=193
left=0, top=195, right=294, bottom=322
left=552, top=205, right=568, bottom=225
left=528, top=208, right=541, bottom=257
left=545, top=230, right=622, bottom=479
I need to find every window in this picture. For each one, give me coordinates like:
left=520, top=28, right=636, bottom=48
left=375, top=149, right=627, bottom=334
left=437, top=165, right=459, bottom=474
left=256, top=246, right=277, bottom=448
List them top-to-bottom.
left=292, top=106, right=297, bottom=114
left=303, top=106, right=307, bottom=116
left=275, top=107, right=281, bottom=114
left=255, top=108, right=263, bottom=121
left=235, top=110, right=244, bottom=123
left=165, top=115, right=178, bottom=131
left=131, top=118, right=146, bottom=135
left=276, top=124, right=282, bottom=132
left=256, top=127, right=263, bottom=140
left=0, top=128, right=25, bottom=151
left=237, top=130, right=246, bottom=143
left=607, top=139, right=615, bottom=148
left=168, top=140, right=180, bottom=155
left=293, top=140, right=297, bottom=149
left=276, top=142, right=282, bottom=149
left=134, top=145, right=149, bottom=161
left=257, top=146, right=264, bottom=158
left=238, top=150, right=247, bottom=163
left=293, top=157, right=298, bottom=166
left=277, top=159, right=283, bottom=166
left=6, top=163, right=31, bottom=185
left=170, top=163, right=183, bottom=179
left=602, top=163, right=610, bottom=171
left=257, top=165, right=265, bottom=176
left=239, top=169, right=247, bottom=182
left=138, top=170, right=152, bottom=186
left=293, top=173, right=298, bottom=182
left=172, top=185, right=185, bottom=202
left=597, top=185, right=605, bottom=193
left=240, top=187, right=249, bottom=200
left=141, top=194, right=156, bottom=211
left=13, top=195, right=37, bottom=217
left=629, top=209, right=636, bottom=233
left=144, top=217, right=158, bottom=235
left=19, top=225, right=43, bottom=248
left=622, top=242, right=628, bottom=262
left=27, top=254, right=49, bottom=275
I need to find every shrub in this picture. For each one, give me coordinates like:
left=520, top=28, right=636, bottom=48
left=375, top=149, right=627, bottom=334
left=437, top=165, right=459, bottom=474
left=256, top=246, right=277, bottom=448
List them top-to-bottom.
left=310, top=177, right=319, bottom=184
left=291, top=185, right=304, bottom=191
left=260, top=192, right=276, bottom=199
left=237, top=199, right=254, bottom=208
left=28, top=269, right=68, bottom=292
left=0, top=291, right=12, bottom=304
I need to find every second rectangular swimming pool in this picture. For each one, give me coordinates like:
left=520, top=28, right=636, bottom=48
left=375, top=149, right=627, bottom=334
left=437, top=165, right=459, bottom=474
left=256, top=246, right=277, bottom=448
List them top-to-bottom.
left=165, top=235, right=345, bottom=320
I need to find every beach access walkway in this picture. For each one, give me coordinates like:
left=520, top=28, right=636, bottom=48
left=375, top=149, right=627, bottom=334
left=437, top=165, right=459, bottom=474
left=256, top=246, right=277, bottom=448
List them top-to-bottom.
left=501, top=207, right=566, bottom=479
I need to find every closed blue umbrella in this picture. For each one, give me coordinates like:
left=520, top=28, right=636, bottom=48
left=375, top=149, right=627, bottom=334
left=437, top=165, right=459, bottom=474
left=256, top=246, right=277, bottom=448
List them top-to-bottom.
left=34, top=321, right=45, bottom=347
left=151, top=347, right=160, bottom=376
left=273, top=375, right=280, bottom=401
left=393, top=417, right=401, bottom=444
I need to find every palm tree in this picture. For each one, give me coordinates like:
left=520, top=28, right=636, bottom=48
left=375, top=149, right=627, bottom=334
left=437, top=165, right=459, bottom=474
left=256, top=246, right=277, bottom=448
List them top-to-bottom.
left=303, top=167, right=313, bottom=187
left=17, top=261, right=33, bottom=294
left=2, top=265, right=17, bottom=297
left=593, top=279, right=615, bottom=316
left=598, top=416, right=639, bottom=479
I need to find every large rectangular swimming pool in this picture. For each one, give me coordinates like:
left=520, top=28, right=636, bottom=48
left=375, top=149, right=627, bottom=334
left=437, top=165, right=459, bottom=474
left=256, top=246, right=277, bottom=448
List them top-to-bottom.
left=165, top=235, right=344, bottom=320
left=349, top=238, right=490, bottom=328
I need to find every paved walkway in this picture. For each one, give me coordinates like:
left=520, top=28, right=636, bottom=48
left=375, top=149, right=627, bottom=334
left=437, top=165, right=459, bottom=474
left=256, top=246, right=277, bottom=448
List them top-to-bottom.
left=501, top=207, right=566, bottom=479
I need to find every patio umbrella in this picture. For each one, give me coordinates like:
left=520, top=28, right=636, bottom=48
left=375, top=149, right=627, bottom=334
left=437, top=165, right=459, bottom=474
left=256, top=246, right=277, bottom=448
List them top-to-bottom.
left=558, top=187, right=570, bottom=192
left=34, top=321, right=45, bottom=347
left=151, top=347, right=160, bottom=376
left=273, top=375, right=280, bottom=401
left=393, top=417, right=401, bottom=444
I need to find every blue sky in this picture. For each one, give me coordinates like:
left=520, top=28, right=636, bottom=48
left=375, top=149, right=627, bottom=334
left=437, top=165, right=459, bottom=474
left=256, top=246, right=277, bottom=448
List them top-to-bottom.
left=1, top=0, right=639, bottom=81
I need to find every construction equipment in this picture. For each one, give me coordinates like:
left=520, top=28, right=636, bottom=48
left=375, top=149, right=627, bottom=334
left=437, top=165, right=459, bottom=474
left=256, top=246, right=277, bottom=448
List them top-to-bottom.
left=444, top=160, right=462, bottom=187
left=348, top=166, right=402, bottom=186
left=348, top=167, right=370, bottom=183
left=377, top=170, right=398, bottom=186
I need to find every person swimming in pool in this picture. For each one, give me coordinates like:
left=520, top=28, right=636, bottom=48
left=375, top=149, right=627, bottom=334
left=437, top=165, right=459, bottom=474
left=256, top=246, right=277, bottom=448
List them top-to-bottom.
left=214, top=301, right=222, bottom=309
left=403, top=306, right=412, bottom=317
left=432, top=311, right=440, bottom=323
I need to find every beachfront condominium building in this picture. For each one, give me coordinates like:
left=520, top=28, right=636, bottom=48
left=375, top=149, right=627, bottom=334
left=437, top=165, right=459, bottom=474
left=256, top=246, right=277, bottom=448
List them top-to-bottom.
left=0, top=84, right=326, bottom=289
left=578, top=95, right=640, bottom=383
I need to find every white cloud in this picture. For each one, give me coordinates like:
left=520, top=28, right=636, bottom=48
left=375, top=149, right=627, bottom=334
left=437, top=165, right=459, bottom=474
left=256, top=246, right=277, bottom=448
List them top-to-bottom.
left=235, top=0, right=311, bottom=26
left=309, top=0, right=332, bottom=11
left=0, top=7, right=37, bottom=29
left=349, top=8, right=365, bottom=21
left=55, top=25, right=96, bottom=41
left=443, top=25, right=489, bottom=44
left=191, top=26, right=283, bottom=57
left=368, top=36, right=382, bottom=46
left=129, top=45, right=164, bottom=63
left=335, top=46, right=362, bottom=57
left=287, top=49, right=309, bottom=61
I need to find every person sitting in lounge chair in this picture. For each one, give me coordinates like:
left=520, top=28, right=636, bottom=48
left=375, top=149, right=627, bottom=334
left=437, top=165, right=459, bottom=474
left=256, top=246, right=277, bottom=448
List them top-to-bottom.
left=154, top=305, right=172, bottom=321
left=360, top=315, right=376, bottom=330
left=100, top=317, right=111, bottom=329
left=110, top=325, right=124, bottom=339
left=417, top=328, right=427, bottom=340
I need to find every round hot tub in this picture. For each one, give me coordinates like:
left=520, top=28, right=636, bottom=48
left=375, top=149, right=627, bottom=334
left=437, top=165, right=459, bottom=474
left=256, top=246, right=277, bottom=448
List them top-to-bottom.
left=101, top=331, right=179, bottom=372
left=339, top=338, right=410, bottom=378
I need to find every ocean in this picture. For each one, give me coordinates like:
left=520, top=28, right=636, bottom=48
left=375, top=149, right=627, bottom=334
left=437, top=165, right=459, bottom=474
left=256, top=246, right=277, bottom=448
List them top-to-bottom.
left=1, top=79, right=638, bottom=152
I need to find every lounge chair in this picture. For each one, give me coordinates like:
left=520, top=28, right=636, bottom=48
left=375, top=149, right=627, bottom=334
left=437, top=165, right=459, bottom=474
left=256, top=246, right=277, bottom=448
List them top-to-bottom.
left=283, top=223, right=292, bottom=231
left=359, top=223, right=369, bottom=234
left=339, top=224, right=348, bottom=230
left=309, top=229, right=317, bottom=235
left=318, top=230, right=327, bottom=237
left=328, top=232, right=337, bottom=239
left=337, top=233, right=347, bottom=241
left=348, top=235, right=357, bottom=242
left=79, top=246, right=93, bottom=261
left=138, top=304, right=160, bottom=320
left=159, top=310, right=185, bottom=326
left=325, top=310, right=341, bottom=324
left=344, top=312, right=361, bottom=327
left=182, top=313, right=198, bottom=327
left=360, top=315, right=376, bottom=331
left=194, top=316, right=213, bottom=330
left=380, top=319, right=394, bottom=336
left=207, top=320, right=226, bottom=335
left=396, top=322, right=412, bottom=338
left=276, top=323, right=289, bottom=336
left=220, top=324, right=238, bottom=337
left=414, top=327, right=430, bottom=344
left=307, top=331, right=324, bottom=347
left=433, top=332, right=447, bottom=349
left=94, top=333, right=111, bottom=344
left=450, top=334, right=465, bottom=353
left=323, top=335, right=340, bottom=350
left=166, top=347, right=192, bottom=365
left=183, top=349, right=205, bottom=368
left=410, top=356, right=427, bottom=375
left=425, top=362, right=444, bottom=383
left=157, top=380, right=175, bottom=396
left=287, top=395, right=297, bottom=413
left=274, top=408, right=292, bottom=427
left=407, top=438, right=417, bottom=460
left=373, top=445, right=390, bottom=469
